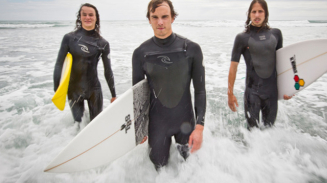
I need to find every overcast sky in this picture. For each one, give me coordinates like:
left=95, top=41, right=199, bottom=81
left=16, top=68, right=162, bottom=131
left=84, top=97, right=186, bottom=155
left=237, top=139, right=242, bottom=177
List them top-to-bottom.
left=0, top=0, right=326, bottom=21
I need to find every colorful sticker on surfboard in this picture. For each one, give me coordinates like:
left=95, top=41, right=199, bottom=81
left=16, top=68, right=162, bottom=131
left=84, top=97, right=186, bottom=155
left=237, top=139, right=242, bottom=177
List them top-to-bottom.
left=290, top=55, right=305, bottom=90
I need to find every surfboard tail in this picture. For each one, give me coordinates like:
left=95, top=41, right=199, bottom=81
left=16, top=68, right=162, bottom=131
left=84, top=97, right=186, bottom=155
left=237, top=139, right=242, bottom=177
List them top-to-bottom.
left=52, top=53, right=73, bottom=110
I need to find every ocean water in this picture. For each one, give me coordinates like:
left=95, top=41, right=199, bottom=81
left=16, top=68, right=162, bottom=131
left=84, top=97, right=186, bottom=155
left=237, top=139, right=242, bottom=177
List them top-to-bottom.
left=0, top=20, right=327, bottom=183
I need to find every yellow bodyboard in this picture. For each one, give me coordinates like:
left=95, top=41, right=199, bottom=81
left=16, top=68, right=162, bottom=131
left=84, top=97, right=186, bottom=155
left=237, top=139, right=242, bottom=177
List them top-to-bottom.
left=52, top=53, right=73, bottom=111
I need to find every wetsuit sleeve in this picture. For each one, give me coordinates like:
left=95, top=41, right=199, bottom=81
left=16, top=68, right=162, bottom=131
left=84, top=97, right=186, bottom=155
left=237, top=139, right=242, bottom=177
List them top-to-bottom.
left=275, top=29, right=283, bottom=50
left=231, top=33, right=244, bottom=62
left=53, top=34, right=70, bottom=92
left=102, top=42, right=116, bottom=98
left=190, top=43, right=206, bottom=126
left=132, top=48, right=145, bottom=85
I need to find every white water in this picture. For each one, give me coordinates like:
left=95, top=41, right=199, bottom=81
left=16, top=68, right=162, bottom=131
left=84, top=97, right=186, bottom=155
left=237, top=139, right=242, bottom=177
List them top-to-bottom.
left=0, top=20, right=327, bottom=183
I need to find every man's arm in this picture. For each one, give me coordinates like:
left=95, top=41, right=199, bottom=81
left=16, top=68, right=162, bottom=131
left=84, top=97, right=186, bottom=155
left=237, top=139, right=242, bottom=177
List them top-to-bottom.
left=275, top=28, right=283, bottom=50
left=228, top=33, right=244, bottom=111
left=53, top=34, right=69, bottom=92
left=102, top=42, right=116, bottom=102
left=189, top=42, right=206, bottom=153
left=132, top=47, right=147, bottom=143
left=132, top=48, right=145, bottom=86
left=228, top=61, right=239, bottom=112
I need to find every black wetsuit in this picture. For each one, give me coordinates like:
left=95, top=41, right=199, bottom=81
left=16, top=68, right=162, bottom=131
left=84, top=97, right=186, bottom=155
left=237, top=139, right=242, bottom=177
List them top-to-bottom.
left=231, top=25, right=283, bottom=128
left=54, top=28, right=116, bottom=122
left=132, top=33, right=206, bottom=168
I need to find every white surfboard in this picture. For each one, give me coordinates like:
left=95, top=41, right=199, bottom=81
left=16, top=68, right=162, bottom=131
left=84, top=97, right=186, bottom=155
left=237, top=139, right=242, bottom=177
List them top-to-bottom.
left=277, top=39, right=327, bottom=100
left=44, top=79, right=150, bottom=173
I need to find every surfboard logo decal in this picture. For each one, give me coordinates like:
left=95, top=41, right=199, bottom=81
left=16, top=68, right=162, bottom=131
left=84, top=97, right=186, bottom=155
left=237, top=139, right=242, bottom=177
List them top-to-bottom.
left=78, top=44, right=90, bottom=53
left=290, top=55, right=305, bottom=90
left=121, top=114, right=132, bottom=133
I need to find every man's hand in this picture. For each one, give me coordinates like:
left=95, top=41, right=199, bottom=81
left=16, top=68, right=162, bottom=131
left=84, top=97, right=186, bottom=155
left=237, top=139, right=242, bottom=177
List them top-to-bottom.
left=228, top=94, right=239, bottom=112
left=283, top=94, right=293, bottom=100
left=111, top=97, right=117, bottom=103
left=188, top=124, right=204, bottom=153
left=140, top=136, right=147, bottom=144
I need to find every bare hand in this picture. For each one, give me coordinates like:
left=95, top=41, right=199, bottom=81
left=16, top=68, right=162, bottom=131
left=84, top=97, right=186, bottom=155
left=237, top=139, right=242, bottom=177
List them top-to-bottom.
left=228, top=94, right=239, bottom=112
left=283, top=95, right=293, bottom=100
left=111, top=97, right=117, bottom=103
left=188, top=125, right=204, bottom=153
left=140, top=136, right=147, bottom=144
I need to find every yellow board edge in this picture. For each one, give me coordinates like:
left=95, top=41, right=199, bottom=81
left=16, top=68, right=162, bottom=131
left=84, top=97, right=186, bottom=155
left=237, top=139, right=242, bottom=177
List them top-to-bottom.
left=52, top=53, right=73, bottom=111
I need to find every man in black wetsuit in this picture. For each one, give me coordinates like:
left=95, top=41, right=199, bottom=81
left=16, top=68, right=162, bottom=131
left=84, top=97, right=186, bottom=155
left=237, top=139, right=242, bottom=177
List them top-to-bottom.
left=132, top=0, right=206, bottom=170
left=228, top=0, right=292, bottom=129
left=53, top=3, right=116, bottom=127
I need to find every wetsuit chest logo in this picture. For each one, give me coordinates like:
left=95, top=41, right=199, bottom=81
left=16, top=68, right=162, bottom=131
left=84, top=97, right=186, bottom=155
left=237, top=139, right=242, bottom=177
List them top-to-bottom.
left=259, top=35, right=266, bottom=40
left=78, top=44, right=90, bottom=53
left=157, top=56, right=173, bottom=64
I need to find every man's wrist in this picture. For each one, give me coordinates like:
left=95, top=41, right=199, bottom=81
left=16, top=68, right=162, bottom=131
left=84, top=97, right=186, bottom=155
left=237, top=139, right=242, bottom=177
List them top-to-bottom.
left=227, top=89, right=234, bottom=96
left=195, top=124, right=204, bottom=130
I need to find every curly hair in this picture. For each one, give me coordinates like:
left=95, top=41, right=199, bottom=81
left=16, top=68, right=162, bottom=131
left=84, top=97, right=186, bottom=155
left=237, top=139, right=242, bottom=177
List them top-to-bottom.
left=75, top=3, right=101, bottom=37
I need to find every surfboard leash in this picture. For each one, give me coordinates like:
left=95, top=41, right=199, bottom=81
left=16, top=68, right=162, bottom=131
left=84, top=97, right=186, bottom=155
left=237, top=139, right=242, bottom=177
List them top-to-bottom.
left=69, top=95, right=82, bottom=108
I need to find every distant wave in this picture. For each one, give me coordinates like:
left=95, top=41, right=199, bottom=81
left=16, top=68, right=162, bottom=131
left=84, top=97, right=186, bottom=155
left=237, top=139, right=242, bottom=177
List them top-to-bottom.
left=1, top=20, right=326, bottom=29
left=174, top=20, right=327, bottom=28
left=175, top=20, right=244, bottom=27
left=268, top=20, right=327, bottom=27
left=309, top=20, right=327, bottom=24
left=0, top=21, right=71, bottom=29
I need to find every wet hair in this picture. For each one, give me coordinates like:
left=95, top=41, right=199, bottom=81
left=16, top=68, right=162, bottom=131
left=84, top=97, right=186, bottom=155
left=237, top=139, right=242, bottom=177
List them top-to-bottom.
left=146, top=0, right=178, bottom=20
left=245, top=0, right=270, bottom=32
left=75, top=3, right=101, bottom=36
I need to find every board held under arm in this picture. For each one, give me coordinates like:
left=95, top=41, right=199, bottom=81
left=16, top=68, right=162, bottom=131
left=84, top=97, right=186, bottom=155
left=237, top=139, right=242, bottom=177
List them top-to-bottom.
left=276, top=39, right=327, bottom=99
left=52, top=53, right=73, bottom=110
left=44, top=79, right=150, bottom=173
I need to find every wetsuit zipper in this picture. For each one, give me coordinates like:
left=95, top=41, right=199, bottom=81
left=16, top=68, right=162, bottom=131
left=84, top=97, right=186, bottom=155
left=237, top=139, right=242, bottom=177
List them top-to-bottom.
left=75, top=36, right=106, bottom=51
left=144, top=48, right=186, bottom=57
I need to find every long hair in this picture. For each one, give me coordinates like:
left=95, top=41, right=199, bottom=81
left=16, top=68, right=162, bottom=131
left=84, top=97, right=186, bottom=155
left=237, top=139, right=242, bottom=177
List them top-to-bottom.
left=146, top=0, right=178, bottom=20
left=245, top=0, right=270, bottom=32
left=75, top=3, right=101, bottom=37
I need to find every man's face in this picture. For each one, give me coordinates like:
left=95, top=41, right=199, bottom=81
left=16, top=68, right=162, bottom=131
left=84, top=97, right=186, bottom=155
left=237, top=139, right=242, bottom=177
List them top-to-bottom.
left=149, top=2, right=174, bottom=39
left=250, top=2, right=265, bottom=27
left=80, top=6, right=97, bottom=30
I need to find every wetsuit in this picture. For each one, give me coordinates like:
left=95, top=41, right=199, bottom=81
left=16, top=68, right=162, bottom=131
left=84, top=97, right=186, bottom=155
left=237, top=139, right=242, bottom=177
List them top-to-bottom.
left=231, top=25, right=283, bottom=128
left=54, top=27, right=116, bottom=122
left=132, top=33, right=206, bottom=169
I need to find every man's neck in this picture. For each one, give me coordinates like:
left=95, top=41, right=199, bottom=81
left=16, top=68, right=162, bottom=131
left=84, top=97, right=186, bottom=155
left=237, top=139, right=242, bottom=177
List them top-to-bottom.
left=153, top=33, right=175, bottom=46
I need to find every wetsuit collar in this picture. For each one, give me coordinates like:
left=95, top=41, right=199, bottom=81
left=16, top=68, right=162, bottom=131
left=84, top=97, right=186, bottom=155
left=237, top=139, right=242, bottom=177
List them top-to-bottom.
left=249, top=24, right=270, bottom=33
left=250, top=25, right=262, bottom=32
left=79, top=27, right=97, bottom=36
left=152, top=33, right=176, bottom=47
